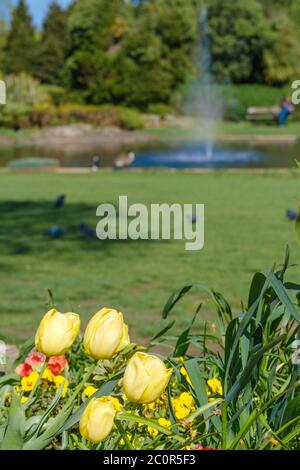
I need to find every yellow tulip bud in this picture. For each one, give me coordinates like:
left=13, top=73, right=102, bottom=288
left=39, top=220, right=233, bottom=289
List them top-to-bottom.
left=84, top=308, right=130, bottom=360
left=35, top=309, right=80, bottom=357
left=123, top=352, right=172, bottom=404
left=79, top=397, right=117, bottom=444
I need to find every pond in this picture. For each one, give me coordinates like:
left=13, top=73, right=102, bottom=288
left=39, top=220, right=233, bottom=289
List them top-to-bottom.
left=0, top=139, right=299, bottom=169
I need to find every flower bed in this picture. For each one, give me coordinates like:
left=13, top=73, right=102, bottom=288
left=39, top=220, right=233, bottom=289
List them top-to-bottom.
left=0, top=252, right=299, bottom=450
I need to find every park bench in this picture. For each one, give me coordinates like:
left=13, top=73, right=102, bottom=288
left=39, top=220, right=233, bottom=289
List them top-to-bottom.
left=246, top=106, right=280, bottom=124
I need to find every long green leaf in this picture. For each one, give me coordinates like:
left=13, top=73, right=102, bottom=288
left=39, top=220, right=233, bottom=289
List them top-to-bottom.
left=0, top=392, right=25, bottom=450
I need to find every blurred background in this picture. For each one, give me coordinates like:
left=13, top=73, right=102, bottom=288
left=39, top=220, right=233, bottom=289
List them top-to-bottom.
left=0, top=0, right=300, bottom=346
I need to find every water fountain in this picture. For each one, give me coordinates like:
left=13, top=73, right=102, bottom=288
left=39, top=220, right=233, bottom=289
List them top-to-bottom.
left=189, top=4, right=223, bottom=160
left=129, top=5, right=265, bottom=170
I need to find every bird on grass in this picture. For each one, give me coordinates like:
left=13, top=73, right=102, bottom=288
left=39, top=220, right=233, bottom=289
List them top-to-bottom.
left=55, top=195, right=66, bottom=209
left=286, top=209, right=298, bottom=221
left=79, top=223, right=97, bottom=239
left=46, top=226, right=66, bottom=239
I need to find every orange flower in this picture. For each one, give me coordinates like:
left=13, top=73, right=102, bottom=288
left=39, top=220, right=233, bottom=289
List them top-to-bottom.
left=48, top=356, right=68, bottom=376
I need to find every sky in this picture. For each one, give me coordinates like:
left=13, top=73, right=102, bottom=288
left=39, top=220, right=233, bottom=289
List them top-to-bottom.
left=11, top=0, right=73, bottom=27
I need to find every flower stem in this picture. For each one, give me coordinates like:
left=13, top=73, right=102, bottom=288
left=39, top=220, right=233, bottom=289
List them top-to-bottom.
left=24, top=361, right=47, bottom=410
left=64, top=362, right=96, bottom=410
left=115, top=420, right=134, bottom=450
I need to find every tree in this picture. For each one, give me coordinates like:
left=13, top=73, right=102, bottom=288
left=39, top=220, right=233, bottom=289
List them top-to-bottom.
left=4, top=0, right=37, bottom=75
left=64, top=0, right=129, bottom=95
left=64, top=0, right=198, bottom=107
left=95, top=0, right=173, bottom=107
left=155, top=0, right=198, bottom=86
left=206, top=0, right=271, bottom=83
left=35, top=2, right=69, bottom=85
left=262, top=13, right=300, bottom=85
left=0, top=21, right=8, bottom=73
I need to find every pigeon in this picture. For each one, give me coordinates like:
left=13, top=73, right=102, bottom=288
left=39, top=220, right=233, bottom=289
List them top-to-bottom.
left=55, top=195, right=66, bottom=209
left=286, top=209, right=298, bottom=221
left=79, top=223, right=97, bottom=238
left=46, top=226, right=66, bottom=239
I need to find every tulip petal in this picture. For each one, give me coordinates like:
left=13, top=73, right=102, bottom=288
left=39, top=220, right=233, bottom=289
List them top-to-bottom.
left=123, top=353, right=149, bottom=402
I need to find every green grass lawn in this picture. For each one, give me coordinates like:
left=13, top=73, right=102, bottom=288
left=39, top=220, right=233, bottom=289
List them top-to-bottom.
left=147, top=120, right=300, bottom=139
left=0, top=170, right=299, bottom=344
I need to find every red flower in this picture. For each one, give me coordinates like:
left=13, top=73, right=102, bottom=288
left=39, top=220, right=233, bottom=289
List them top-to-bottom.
left=25, top=352, right=46, bottom=367
left=48, top=356, right=68, bottom=376
left=15, top=362, right=33, bottom=377
left=195, top=444, right=217, bottom=451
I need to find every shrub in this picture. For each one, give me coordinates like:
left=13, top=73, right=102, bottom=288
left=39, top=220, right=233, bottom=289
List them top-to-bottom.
left=0, top=73, right=54, bottom=129
left=4, top=73, right=50, bottom=106
left=0, top=102, right=33, bottom=129
left=57, top=103, right=145, bottom=130
left=147, top=103, right=175, bottom=118
left=117, top=107, right=145, bottom=130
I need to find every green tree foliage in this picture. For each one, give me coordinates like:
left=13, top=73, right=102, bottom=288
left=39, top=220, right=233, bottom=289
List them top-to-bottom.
left=2, top=0, right=300, bottom=110
left=3, top=0, right=37, bottom=75
left=64, top=0, right=129, bottom=95
left=64, top=0, right=198, bottom=107
left=206, top=0, right=271, bottom=83
left=35, top=1, right=69, bottom=85
left=101, top=1, right=174, bottom=107
left=257, top=1, right=300, bottom=85
left=263, top=13, right=300, bottom=85
left=0, top=20, right=7, bottom=73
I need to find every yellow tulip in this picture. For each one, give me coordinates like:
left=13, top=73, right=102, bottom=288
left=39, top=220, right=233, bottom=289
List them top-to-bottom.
left=84, top=308, right=130, bottom=360
left=35, top=309, right=80, bottom=356
left=123, top=352, right=172, bottom=404
left=79, top=397, right=117, bottom=444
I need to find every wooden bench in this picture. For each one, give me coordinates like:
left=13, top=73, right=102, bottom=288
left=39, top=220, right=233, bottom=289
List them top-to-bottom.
left=246, top=106, right=280, bottom=124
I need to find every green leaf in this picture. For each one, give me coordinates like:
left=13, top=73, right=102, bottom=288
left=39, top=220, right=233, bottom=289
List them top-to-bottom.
left=266, top=271, right=300, bottom=323
left=248, top=272, right=267, bottom=310
left=162, top=285, right=193, bottom=319
left=173, top=312, right=198, bottom=357
left=149, top=320, right=175, bottom=345
left=225, top=335, right=286, bottom=404
left=13, top=336, right=35, bottom=369
left=184, top=358, right=208, bottom=406
left=0, top=373, right=19, bottom=387
left=0, top=392, right=25, bottom=450
left=281, top=395, right=300, bottom=436
left=187, top=398, right=223, bottom=422
left=116, top=412, right=172, bottom=436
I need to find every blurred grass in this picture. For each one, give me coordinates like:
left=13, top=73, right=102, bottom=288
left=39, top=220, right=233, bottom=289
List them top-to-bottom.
left=146, top=121, right=300, bottom=139
left=0, top=170, right=299, bottom=343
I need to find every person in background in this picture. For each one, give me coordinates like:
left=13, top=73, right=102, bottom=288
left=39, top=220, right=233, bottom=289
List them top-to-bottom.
left=278, top=97, right=294, bottom=126
left=92, top=156, right=100, bottom=172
